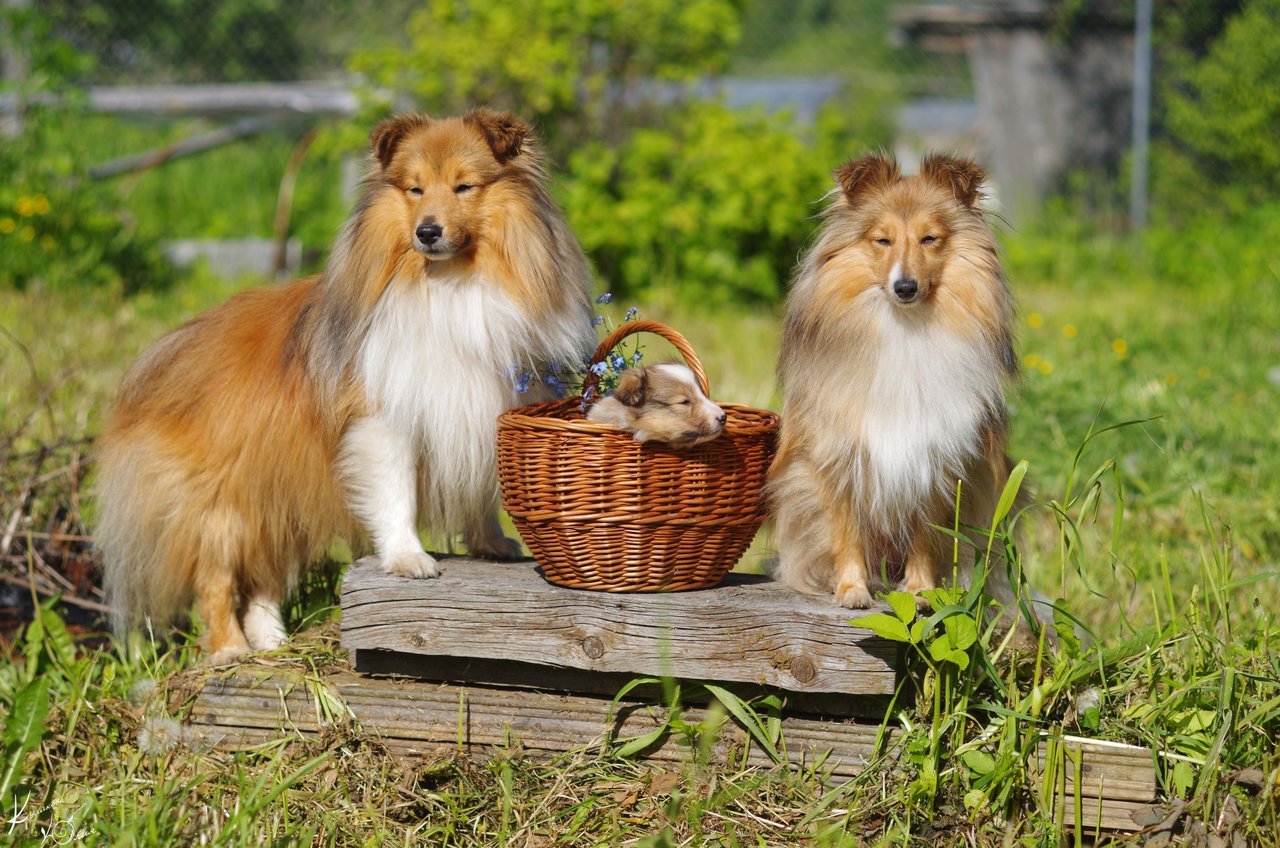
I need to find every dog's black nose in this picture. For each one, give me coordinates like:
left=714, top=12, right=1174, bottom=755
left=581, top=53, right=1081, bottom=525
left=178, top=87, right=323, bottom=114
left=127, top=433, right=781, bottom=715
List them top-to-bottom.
left=416, top=223, right=443, bottom=246
left=893, top=277, right=919, bottom=300
left=717, top=412, right=727, bottom=426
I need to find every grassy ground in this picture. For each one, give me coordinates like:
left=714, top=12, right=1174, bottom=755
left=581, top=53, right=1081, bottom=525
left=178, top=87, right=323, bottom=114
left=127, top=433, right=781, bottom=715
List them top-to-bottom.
left=2, top=214, right=1279, bottom=844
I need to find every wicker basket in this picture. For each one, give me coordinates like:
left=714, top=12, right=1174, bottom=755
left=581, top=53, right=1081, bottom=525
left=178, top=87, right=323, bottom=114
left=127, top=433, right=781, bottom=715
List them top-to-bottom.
left=497, top=320, right=779, bottom=592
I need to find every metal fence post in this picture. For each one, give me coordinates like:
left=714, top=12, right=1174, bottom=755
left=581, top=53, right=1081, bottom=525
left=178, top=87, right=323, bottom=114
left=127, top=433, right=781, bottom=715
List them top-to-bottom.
left=1129, top=0, right=1153, bottom=231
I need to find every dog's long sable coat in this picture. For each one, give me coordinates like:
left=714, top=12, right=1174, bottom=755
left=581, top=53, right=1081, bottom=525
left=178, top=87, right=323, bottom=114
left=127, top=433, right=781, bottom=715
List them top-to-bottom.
left=96, top=110, right=593, bottom=662
left=768, top=153, right=1040, bottom=626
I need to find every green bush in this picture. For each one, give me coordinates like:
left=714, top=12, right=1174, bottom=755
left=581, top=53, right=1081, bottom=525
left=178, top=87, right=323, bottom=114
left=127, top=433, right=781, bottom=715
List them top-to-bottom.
left=352, top=0, right=742, bottom=160
left=1163, top=0, right=1280, bottom=201
left=558, top=102, right=865, bottom=304
left=0, top=111, right=171, bottom=293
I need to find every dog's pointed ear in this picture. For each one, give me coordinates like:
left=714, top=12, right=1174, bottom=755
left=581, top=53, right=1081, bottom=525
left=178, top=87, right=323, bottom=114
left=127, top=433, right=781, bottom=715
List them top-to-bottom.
left=464, top=109, right=530, bottom=164
left=369, top=114, right=430, bottom=170
left=921, top=153, right=986, bottom=208
left=834, top=154, right=900, bottom=202
left=612, top=370, right=646, bottom=407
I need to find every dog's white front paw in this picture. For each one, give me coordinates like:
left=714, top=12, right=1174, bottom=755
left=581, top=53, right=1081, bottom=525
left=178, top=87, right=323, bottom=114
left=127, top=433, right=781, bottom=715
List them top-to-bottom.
left=468, top=534, right=523, bottom=560
left=382, top=550, right=441, bottom=579
left=835, top=581, right=874, bottom=609
left=243, top=598, right=287, bottom=651
left=205, top=646, right=250, bottom=666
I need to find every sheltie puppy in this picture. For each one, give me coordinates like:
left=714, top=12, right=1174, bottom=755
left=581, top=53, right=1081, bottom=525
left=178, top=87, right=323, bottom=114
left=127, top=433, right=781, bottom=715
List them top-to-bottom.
left=96, top=109, right=594, bottom=663
left=769, top=152, right=1045, bottom=632
left=587, top=362, right=726, bottom=447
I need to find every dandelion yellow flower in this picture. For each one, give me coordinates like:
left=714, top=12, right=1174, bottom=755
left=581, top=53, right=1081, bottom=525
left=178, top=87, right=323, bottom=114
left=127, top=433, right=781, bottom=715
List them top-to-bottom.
left=32, top=194, right=50, bottom=215
left=15, top=196, right=33, bottom=216
left=0, top=217, right=14, bottom=234
left=18, top=225, right=35, bottom=242
left=40, top=234, right=54, bottom=250
left=1027, top=312, right=1043, bottom=329
left=1062, top=324, right=1078, bottom=339
left=1112, top=338, right=1128, bottom=357
left=1023, top=353, right=1040, bottom=368
left=1038, top=360, right=1053, bottom=375
left=1197, top=367, right=1211, bottom=380
left=1163, top=372, right=1178, bottom=386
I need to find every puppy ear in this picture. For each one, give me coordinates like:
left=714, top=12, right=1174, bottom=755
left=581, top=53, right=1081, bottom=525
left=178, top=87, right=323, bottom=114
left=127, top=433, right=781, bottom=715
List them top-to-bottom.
left=464, top=108, right=530, bottom=164
left=369, top=114, right=430, bottom=170
left=834, top=153, right=900, bottom=202
left=921, top=153, right=986, bottom=208
left=611, top=370, right=646, bottom=407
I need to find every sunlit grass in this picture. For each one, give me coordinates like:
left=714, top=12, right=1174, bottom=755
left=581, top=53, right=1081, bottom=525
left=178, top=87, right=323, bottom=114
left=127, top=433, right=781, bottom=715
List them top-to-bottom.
left=2, top=212, right=1279, bottom=844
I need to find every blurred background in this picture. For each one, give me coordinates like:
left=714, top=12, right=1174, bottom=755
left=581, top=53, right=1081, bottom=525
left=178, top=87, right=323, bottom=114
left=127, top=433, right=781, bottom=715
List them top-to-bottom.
left=2, top=0, right=1277, bottom=636
left=2, top=0, right=1269, bottom=299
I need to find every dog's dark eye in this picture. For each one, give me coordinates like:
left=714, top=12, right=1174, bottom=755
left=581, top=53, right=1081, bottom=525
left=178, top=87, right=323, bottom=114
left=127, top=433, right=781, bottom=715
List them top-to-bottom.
left=455, top=183, right=474, bottom=194
left=407, top=187, right=423, bottom=196
left=921, top=235, right=937, bottom=245
left=874, top=237, right=891, bottom=246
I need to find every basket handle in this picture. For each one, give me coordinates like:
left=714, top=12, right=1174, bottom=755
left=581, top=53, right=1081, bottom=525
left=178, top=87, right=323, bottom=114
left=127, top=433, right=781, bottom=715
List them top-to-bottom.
left=583, top=320, right=709, bottom=399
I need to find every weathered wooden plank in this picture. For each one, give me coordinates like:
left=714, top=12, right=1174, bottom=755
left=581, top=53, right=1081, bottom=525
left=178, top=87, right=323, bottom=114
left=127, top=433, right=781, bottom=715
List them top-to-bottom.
left=340, top=556, right=899, bottom=696
left=351, top=650, right=892, bottom=718
left=183, top=671, right=886, bottom=778
left=1034, top=735, right=1157, bottom=832
left=1037, top=735, right=1157, bottom=803
left=1057, top=797, right=1154, bottom=833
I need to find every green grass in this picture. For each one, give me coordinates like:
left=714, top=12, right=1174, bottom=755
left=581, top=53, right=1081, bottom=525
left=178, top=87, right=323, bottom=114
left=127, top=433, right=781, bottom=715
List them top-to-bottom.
left=3, top=206, right=1280, bottom=844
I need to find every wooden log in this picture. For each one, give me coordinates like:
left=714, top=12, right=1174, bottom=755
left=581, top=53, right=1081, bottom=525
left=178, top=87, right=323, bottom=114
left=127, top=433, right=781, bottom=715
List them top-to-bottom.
left=340, top=556, right=900, bottom=699
left=350, top=650, right=893, bottom=719
left=183, top=671, right=888, bottom=778
left=1036, top=735, right=1157, bottom=832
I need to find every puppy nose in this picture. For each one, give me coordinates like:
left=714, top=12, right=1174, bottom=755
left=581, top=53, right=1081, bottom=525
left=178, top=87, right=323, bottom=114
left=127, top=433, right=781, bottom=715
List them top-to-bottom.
left=416, top=222, right=443, bottom=246
left=893, top=277, right=918, bottom=300
left=716, top=412, right=727, bottom=426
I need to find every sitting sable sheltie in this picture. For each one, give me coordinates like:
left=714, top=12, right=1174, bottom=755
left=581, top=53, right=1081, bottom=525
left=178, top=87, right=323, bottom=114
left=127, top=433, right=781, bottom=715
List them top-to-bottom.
left=96, top=109, right=594, bottom=663
left=769, top=152, right=1047, bottom=633
left=587, top=363, right=726, bottom=448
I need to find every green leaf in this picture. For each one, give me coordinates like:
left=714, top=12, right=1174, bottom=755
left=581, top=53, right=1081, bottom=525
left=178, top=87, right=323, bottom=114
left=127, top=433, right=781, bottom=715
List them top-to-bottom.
left=992, top=459, right=1029, bottom=528
left=886, top=591, right=918, bottom=624
left=39, top=601, right=77, bottom=672
left=853, top=613, right=911, bottom=643
left=944, top=614, right=979, bottom=651
left=0, top=676, right=51, bottom=811
left=704, top=683, right=782, bottom=763
left=614, top=722, right=670, bottom=758
left=961, top=749, right=997, bottom=776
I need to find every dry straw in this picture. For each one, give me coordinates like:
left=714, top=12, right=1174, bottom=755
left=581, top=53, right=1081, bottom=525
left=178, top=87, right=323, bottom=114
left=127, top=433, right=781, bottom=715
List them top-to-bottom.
left=497, top=320, right=779, bottom=592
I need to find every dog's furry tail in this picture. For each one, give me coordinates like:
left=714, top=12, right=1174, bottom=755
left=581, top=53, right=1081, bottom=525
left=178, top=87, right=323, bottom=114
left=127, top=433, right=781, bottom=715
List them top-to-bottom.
left=95, top=432, right=200, bottom=636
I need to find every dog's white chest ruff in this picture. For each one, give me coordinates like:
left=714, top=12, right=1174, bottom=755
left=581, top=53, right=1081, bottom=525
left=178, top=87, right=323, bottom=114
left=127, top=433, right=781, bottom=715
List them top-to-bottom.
left=855, top=313, right=1002, bottom=522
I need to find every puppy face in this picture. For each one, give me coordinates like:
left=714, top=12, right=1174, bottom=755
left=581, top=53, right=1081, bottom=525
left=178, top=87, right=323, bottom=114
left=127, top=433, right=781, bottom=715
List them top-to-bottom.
left=368, top=109, right=529, bottom=260
left=587, top=363, right=726, bottom=448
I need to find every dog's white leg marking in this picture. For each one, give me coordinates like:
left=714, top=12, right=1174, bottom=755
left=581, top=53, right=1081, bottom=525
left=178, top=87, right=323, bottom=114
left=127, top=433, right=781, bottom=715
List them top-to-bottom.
left=339, top=415, right=440, bottom=579
left=242, top=594, right=287, bottom=651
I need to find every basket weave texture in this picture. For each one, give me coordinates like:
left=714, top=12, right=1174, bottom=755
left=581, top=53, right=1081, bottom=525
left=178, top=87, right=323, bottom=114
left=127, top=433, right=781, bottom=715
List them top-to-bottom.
left=497, top=320, right=779, bottom=592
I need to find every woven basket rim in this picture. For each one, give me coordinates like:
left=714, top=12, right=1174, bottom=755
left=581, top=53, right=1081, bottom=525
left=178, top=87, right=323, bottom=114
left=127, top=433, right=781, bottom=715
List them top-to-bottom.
left=499, top=397, right=780, bottom=437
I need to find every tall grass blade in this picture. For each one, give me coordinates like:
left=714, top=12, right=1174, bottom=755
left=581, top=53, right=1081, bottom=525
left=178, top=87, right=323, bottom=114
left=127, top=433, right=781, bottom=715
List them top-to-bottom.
left=0, top=676, right=51, bottom=811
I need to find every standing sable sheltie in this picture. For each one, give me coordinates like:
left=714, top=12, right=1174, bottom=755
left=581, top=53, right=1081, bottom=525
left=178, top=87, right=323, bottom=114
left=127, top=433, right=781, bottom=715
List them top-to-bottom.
left=96, top=109, right=594, bottom=663
left=769, top=152, right=1044, bottom=630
